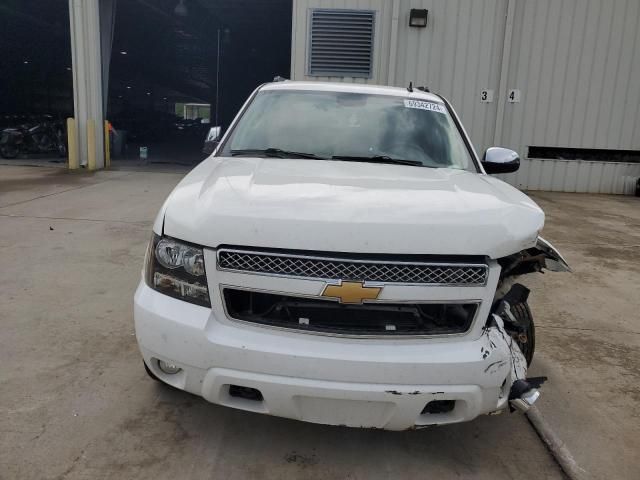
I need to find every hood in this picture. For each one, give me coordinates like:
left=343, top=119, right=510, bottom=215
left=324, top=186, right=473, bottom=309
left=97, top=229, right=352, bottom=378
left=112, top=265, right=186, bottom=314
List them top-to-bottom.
left=161, top=157, right=544, bottom=258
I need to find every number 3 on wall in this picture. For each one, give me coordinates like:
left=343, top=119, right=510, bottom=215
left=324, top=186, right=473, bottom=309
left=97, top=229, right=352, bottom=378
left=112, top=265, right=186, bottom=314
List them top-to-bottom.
left=480, top=89, right=494, bottom=103
left=507, top=89, right=521, bottom=103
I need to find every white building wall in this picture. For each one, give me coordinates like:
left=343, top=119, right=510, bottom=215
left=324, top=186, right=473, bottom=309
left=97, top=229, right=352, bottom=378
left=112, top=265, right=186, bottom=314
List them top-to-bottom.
left=291, top=0, right=640, bottom=194
left=391, top=0, right=507, bottom=160
left=497, top=0, right=640, bottom=190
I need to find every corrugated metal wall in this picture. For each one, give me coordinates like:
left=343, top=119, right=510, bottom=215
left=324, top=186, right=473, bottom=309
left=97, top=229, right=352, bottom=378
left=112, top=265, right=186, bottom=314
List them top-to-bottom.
left=291, top=0, right=640, bottom=193
left=292, top=0, right=507, bottom=152
left=392, top=0, right=507, bottom=163
left=497, top=0, right=640, bottom=191
left=497, top=159, right=640, bottom=194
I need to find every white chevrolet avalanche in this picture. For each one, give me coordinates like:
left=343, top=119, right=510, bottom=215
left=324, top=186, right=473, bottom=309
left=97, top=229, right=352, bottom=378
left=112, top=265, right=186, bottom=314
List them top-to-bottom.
left=134, top=81, right=569, bottom=430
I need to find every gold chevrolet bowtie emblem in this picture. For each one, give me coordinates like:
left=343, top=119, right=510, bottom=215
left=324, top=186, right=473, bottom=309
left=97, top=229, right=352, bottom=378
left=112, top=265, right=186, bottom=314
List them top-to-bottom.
left=321, top=281, right=382, bottom=304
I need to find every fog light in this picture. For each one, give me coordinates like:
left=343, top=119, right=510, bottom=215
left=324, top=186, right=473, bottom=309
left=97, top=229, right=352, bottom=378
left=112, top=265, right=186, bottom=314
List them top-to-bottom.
left=158, top=360, right=181, bottom=375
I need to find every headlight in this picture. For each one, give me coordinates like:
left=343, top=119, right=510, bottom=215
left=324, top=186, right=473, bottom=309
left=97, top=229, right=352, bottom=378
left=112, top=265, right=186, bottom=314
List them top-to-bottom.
left=145, top=234, right=210, bottom=307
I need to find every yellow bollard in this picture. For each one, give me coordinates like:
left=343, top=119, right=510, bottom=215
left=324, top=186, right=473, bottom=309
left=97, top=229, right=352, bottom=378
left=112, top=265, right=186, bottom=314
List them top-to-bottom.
left=66, top=117, right=78, bottom=170
left=87, top=119, right=96, bottom=170
left=104, top=120, right=111, bottom=168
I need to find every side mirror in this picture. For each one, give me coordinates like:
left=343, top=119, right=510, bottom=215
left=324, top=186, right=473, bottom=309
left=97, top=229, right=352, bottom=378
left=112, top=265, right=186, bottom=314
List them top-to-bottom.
left=202, top=126, right=222, bottom=155
left=481, top=147, right=520, bottom=174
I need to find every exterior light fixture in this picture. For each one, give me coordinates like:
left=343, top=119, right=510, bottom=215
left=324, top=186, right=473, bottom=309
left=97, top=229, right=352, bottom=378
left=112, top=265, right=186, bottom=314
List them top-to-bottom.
left=174, top=0, right=188, bottom=17
left=409, top=9, right=428, bottom=28
left=120, top=51, right=127, bottom=55
left=23, top=60, right=29, bottom=64
left=126, top=86, right=132, bottom=89
left=146, top=92, right=151, bottom=95
left=158, top=360, right=181, bottom=375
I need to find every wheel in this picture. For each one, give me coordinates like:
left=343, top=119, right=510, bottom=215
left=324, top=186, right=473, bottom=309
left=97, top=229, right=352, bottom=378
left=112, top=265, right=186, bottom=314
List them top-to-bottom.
left=0, top=143, right=18, bottom=159
left=511, top=302, right=536, bottom=366
left=143, top=360, right=161, bottom=382
left=143, top=360, right=181, bottom=392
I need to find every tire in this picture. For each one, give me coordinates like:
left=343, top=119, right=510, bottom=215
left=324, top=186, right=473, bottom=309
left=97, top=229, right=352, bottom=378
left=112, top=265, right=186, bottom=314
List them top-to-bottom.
left=511, top=301, right=536, bottom=366
left=143, top=360, right=161, bottom=382
left=143, top=361, right=182, bottom=393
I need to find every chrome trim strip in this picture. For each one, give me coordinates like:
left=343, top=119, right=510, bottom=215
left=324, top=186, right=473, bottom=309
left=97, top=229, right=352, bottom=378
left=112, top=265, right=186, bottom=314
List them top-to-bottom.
left=216, top=248, right=489, bottom=287
left=218, top=284, right=482, bottom=339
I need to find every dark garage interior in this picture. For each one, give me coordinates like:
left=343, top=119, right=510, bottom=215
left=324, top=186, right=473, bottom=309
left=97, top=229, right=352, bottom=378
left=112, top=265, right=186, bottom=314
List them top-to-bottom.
left=0, top=0, right=293, bottom=167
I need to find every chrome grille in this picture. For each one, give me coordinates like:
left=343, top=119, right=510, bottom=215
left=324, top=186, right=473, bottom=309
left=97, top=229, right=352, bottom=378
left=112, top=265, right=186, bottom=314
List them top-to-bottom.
left=217, top=249, right=488, bottom=285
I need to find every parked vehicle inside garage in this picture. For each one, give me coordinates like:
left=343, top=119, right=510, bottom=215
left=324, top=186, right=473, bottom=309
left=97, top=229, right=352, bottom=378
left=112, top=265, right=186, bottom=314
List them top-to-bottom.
left=134, top=81, right=570, bottom=430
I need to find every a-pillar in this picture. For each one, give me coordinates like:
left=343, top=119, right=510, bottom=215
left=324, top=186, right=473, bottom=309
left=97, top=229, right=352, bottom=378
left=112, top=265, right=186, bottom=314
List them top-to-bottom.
left=68, top=0, right=104, bottom=169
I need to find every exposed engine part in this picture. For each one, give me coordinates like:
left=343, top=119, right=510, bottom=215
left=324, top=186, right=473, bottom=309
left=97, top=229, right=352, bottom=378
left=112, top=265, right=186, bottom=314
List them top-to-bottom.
left=498, top=236, right=571, bottom=281
left=491, top=283, right=535, bottom=365
left=493, top=284, right=529, bottom=333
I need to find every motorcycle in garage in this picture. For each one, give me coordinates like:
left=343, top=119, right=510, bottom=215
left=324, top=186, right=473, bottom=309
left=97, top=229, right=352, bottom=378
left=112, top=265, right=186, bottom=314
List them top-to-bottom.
left=0, top=117, right=67, bottom=159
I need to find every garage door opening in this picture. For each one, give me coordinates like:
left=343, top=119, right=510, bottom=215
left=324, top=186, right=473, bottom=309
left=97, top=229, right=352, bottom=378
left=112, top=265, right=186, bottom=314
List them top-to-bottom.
left=0, top=0, right=73, bottom=166
left=107, top=0, right=293, bottom=169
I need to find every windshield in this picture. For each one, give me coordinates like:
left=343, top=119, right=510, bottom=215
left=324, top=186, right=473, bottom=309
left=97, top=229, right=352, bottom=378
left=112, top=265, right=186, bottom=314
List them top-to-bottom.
left=220, top=89, right=475, bottom=171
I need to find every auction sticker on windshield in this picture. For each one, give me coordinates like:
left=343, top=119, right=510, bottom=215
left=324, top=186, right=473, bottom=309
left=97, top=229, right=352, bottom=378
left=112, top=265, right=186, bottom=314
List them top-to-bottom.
left=404, top=99, right=446, bottom=114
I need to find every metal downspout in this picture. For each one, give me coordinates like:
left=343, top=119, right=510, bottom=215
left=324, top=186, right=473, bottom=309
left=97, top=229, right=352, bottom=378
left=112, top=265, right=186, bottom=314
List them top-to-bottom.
left=387, top=0, right=401, bottom=86
left=493, top=0, right=516, bottom=147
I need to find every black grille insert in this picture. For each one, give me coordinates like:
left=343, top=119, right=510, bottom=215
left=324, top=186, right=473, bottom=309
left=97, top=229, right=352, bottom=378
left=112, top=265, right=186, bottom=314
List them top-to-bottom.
left=223, top=289, right=477, bottom=336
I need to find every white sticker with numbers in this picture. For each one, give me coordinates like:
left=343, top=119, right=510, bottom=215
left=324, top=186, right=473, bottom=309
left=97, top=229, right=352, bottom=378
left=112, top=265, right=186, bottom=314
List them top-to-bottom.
left=480, top=89, right=494, bottom=103
left=507, top=89, right=521, bottom=103
left=404, top=99, right=446, bottom=114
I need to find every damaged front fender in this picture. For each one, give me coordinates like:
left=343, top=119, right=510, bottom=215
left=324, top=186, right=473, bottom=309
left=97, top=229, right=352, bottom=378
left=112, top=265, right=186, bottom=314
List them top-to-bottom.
left=487, top=236, right=567, bottom=416
left=500, top=236, right=571, bottom=279
left=535, top=237, right=571, bottom=272
left=484, top=314, right=528, bottom=382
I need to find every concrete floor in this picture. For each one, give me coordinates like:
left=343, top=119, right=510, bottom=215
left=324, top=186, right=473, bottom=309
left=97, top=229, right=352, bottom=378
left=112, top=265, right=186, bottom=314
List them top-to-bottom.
left=0, top=133, right=207, bottom=171
left=1, top=165, right=638, bottom=480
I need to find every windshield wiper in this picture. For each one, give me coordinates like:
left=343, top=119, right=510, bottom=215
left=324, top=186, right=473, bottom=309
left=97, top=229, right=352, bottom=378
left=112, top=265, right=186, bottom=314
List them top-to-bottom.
left=231, top=148, right=325, bottom=159
left=330, top=155, right=424, bottom=167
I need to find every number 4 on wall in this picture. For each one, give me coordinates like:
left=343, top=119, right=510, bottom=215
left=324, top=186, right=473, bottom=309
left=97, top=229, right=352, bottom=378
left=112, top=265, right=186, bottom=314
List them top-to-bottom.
left=507, top=89, right=521, bottom=103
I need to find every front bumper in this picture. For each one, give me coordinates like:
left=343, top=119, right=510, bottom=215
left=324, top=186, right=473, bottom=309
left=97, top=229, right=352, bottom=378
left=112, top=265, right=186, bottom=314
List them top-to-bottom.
left=134, top=281, right=517, bottom=430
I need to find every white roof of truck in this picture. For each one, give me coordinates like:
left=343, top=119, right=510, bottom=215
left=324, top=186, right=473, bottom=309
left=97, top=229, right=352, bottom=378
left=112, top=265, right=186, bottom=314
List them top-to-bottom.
left=261, top=81, right=444, bottom=104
